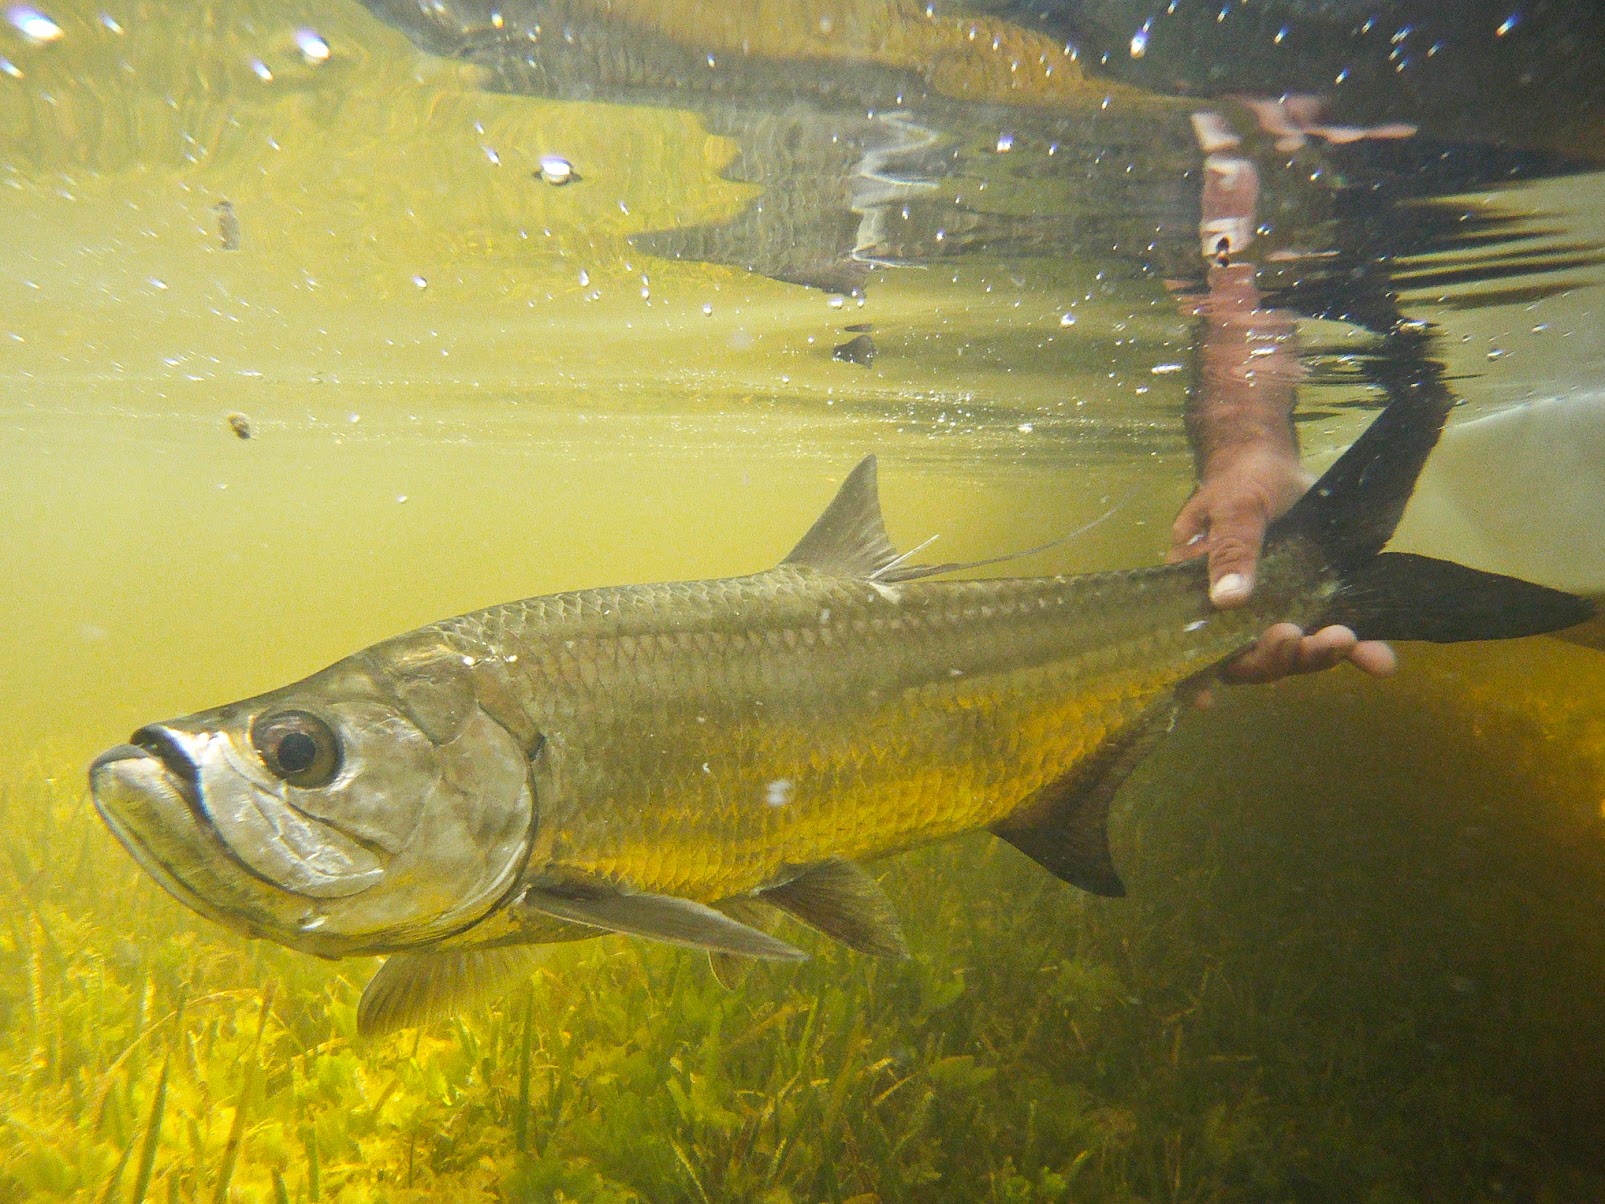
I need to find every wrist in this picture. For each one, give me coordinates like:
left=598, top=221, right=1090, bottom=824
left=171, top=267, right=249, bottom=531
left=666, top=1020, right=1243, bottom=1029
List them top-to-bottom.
left=1199, top=440, right=1304, bottom=483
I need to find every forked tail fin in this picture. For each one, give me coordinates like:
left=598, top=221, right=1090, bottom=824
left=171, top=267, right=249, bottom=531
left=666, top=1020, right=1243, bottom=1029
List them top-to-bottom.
left=1268, top=370, right=1455, bottom=574
left=996, top=372, right=1593, bottom=901
left=1268, top=375, right=1594, bottom=641
left=1322, top=553, right=1592, bottom=642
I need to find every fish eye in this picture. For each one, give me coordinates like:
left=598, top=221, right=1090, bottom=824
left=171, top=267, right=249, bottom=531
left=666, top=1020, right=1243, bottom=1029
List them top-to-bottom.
left=250, top=710, right=341, bottom=788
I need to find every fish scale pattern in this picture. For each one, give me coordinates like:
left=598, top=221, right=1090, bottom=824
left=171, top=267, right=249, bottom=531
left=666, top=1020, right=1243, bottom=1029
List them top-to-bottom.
left=428, top=550, right=1325, bottom=901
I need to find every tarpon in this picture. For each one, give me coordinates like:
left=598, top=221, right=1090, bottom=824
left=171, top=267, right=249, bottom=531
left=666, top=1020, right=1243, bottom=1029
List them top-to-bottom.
left=89, top=388, right=1591, bottom=1034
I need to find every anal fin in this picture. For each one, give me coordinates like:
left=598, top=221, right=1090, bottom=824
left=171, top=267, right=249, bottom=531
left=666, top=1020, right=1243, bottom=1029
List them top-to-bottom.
left=992, top=699, right=1185, bottom=897
left=761, top=858, right=908, bottom=958
left=519, top=884, right=807, bottom=962
left=357, top=946, right=544, bottom=1038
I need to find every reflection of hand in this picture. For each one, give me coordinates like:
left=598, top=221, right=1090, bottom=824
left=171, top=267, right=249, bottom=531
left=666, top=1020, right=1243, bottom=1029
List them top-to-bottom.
left=1167, top=447, right=1396, bottom=692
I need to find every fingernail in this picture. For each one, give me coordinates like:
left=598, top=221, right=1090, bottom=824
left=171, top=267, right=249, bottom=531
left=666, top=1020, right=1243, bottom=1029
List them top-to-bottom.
left=1211, top=573, right=1247, bottom=603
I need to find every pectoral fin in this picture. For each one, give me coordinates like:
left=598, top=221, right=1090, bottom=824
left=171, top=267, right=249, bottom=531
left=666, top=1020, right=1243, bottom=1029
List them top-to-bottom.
left=992, top=699, right=1187, bottom=897
left=761, top=858, right=908, bottom=958
left=520, top=885, right=807, bottom=961
left=707, top=897, right=784, bottom=989
left=357, top=946, right=545, bottom=1038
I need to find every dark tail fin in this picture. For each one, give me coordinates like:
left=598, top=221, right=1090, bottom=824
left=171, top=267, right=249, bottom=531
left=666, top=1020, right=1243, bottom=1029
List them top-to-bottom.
left=1268, top=376, right=1455, bottom=575
left=1268, top=378, right=1594, bottom=642
left=1325, top=553, right=1593, bottom=642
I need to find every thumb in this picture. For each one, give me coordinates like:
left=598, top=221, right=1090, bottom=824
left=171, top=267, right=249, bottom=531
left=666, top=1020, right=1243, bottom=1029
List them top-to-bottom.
left=1205, top=500, right=1268, bottom=607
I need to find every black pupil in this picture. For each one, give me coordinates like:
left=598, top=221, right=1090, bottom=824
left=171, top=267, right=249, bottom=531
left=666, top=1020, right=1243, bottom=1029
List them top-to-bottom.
left=276, top=730, right=319, bottom=774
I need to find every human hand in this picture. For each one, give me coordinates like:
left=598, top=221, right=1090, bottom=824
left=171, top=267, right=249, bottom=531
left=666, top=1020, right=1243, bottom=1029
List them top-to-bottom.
left=1167, top=444, right=1314, bottom=606
left=1168, top=447, right=1395, bottom=693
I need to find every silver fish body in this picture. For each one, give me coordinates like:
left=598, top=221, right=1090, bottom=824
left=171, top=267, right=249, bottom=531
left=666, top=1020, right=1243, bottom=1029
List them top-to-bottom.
left=89, top=396, right=1594, bottom=1030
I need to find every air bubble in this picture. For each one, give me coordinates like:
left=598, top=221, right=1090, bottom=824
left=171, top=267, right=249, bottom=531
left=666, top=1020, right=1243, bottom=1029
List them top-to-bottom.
left=7, top=6, right=62, bottom=44
left=294, top=27, right=330, bottom=64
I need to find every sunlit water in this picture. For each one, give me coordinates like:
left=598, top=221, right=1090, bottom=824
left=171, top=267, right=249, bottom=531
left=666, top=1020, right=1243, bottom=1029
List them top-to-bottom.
left=3, top=2, right=1604, bottom=1201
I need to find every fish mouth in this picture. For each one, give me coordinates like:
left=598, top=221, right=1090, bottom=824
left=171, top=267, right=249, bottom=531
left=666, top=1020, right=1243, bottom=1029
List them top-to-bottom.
left=89, top=722, right=391, bottom=946
left=122, top=726, right=203, bottom=801
left=88, top=735, right=254, bottom=933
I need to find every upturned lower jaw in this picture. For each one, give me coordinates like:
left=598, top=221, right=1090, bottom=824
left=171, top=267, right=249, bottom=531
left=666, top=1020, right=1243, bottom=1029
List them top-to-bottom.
left=86, top=746, right=395, bottom=958
left=89, top=746, right=219, bottom=919
left=88, top=748, right=304, bottom=942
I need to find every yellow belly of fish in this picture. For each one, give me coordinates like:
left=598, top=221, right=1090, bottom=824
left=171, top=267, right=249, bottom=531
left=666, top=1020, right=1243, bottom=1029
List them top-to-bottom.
left=551, top=656, right=1177, bottom=901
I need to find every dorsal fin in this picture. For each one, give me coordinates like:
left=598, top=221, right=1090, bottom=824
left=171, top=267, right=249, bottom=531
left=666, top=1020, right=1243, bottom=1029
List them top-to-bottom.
left=783, top=456, right=904, bottom=579
left=783, top=456, right=1128, bottom=584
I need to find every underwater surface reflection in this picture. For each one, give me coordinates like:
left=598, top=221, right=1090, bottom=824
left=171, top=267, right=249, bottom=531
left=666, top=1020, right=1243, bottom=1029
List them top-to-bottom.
left=2, top=1, right=1604, bottom=1201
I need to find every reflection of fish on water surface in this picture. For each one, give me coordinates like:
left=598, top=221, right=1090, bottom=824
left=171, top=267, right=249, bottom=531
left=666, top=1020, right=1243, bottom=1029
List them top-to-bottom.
left=361, top=0, right=1203, bottom=294
left=88, top=378, right=1591, bottom=1036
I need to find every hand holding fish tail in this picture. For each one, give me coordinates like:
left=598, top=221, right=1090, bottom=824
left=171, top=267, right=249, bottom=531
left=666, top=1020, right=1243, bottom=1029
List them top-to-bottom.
left=1166, top=443, right=1313, bottom=607
left=1168, top=455, right=1397, bottom=698
left=1215, top=622, right=1397, bottom=689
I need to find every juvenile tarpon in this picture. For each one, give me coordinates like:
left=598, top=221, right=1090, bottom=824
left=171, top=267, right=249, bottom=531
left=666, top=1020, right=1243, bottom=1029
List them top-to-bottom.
left=89, top=389, right=1591, bottom=1034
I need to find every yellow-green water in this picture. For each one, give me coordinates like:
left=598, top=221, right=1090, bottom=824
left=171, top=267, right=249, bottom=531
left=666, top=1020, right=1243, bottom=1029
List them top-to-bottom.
left=4, top=1, right=1605, bottom=1200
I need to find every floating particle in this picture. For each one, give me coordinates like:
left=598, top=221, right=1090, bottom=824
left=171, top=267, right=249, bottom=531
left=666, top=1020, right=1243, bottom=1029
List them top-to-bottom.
left=7, top=6, right=63, bottom=44
left=98, top=12, right=121, bottom=33
left=1495, top=12, right=1518, bottom=35
left=1129, top=18, right=1151, bottom=58
left=294, top=27, right=330, bottom=63
left=0, top=57, right=20, bottom=77
left=249, top=58, right=272, bottom=82
left=995, top=132, right=1014, bottom=152
left=482, top=145, right=500, bottom=165
left=536, top=154, right=576, bottom=185
left=214, top=199, right=240, bottom=250
left=578, top=268, right=590, bottom=287
left=412, top=275, right=427, bottom=288
left=701, top=302, right=713, bottom=316
left=1059, top=312, right=1076, bottom=326
left=844, top=322, right=872, bottom=333
left=832, top=333, right=876, bottom=366
left=1150, top=362, right=1183, bottom=374
left=226, top=412, right=253, bottom=439
left=764, top=778, right=794, bottom=807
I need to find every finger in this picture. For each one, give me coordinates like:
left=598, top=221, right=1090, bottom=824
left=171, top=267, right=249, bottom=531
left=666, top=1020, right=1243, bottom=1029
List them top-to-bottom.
left=1167, top=497, right=1210, bottom=564
left=1205, top=499, right=1268, bottom=608
left=1220, top=622, right=1304, bottom=683
left=1288, top=626, right=1358, bottom=675
left=1350, top=640, right=1397, bottom=678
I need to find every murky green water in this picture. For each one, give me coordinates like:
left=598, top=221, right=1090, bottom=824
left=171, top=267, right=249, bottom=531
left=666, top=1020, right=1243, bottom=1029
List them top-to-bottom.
left=3, top=2, right=1604, bottom=1201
